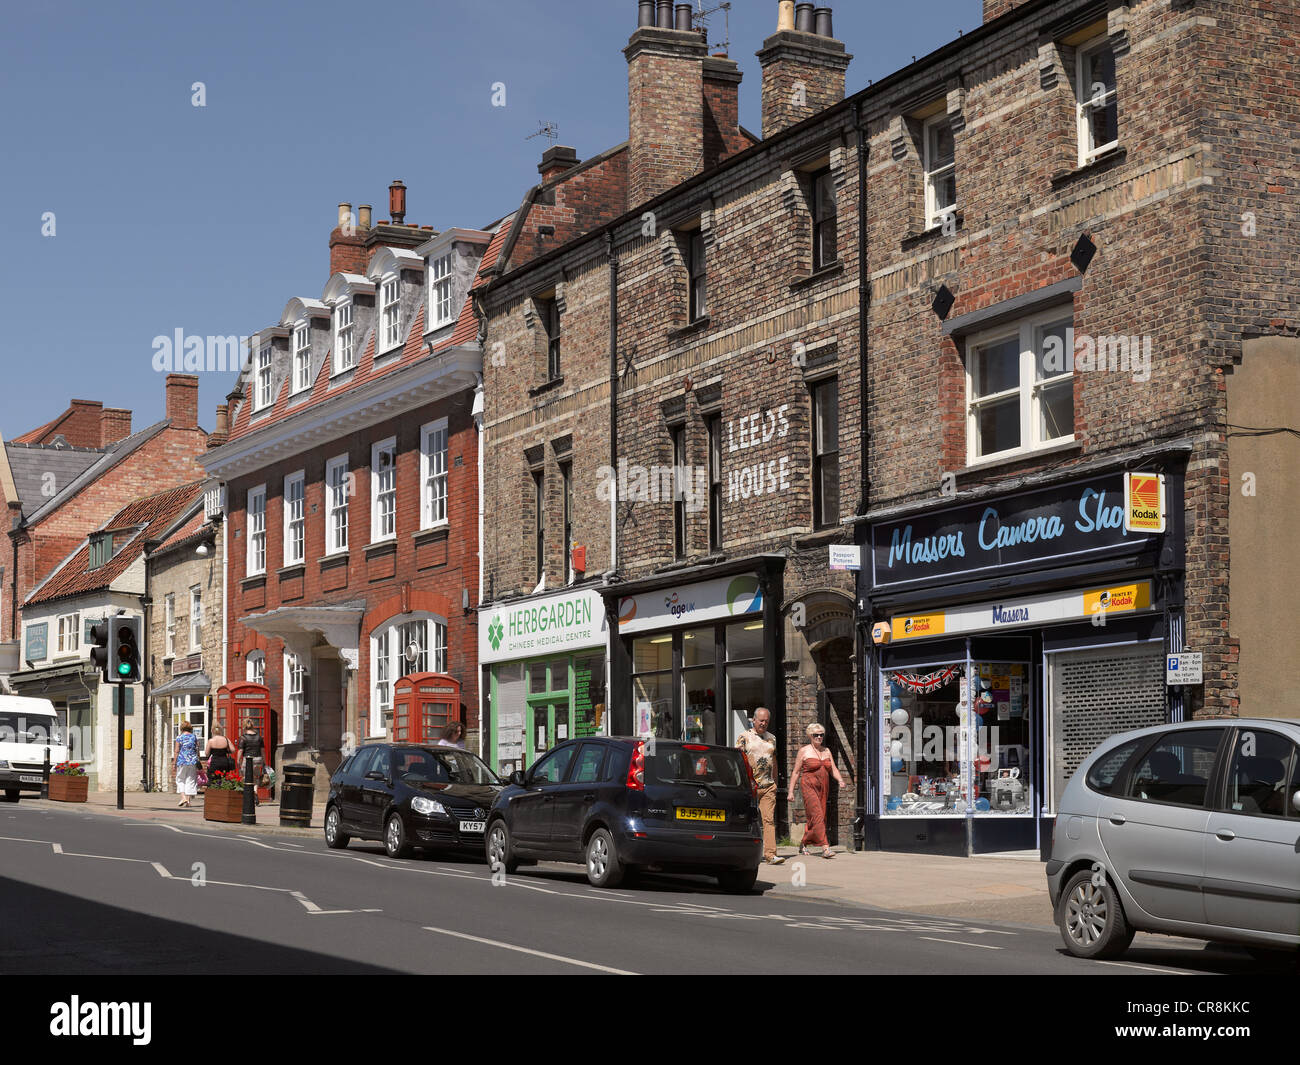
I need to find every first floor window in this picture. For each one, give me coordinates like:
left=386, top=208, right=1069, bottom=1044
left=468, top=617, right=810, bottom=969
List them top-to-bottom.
left=1076, top=34, right=1118, bottom=164
left=812, top=167, right=838, bottom=269
left=687, top=228, right=707, bottom=321
left=811, top=378, right=840, bottom=528
left=707, top=414, right=723, bottom=551
left=421, top=419, right=449, bottom=527
left=670, top=425, right=686, bottom=559
left=371, top=439, right=397, bottom=542
left=326, top=456, right=349, bottom=553
left=533, top=469, right=545, bottom=583
left=284, top=472, right=305, bottom=565
left=247, top=485, right=267, bottom=575
left=189, top=585, right=203, bottom=651
left=165, top=594, right=176, bottom=657
left=57, top=612, right=81, bottom=655
left=285, top=653, right=306, bottom=744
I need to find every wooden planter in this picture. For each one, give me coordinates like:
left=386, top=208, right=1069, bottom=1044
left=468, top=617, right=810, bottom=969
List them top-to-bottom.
left=48, top=775, right=88, bottom=802
left=203, top=788, right=245, bottom=823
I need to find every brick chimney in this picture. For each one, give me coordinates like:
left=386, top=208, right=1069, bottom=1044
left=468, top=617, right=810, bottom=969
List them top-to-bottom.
left=983, top=0, right=1031, bottom=21
left=625, top=2, right=707, bottom=206
left=757, top=3, right=851, bottom=139
left=703, top=54, right=746, bottom=167
left=538, top=145, right=581, bottom=183
left=329, top=202, right=368, bottom=277
left=165, top=374, right=200, bottom=430
left=61, top=400, right=104, bottom=447
left=99, top=407, right=132, bottom=447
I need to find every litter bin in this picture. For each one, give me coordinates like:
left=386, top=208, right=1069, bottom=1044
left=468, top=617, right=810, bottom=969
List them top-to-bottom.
left=279, top=763, right=315, bottom=828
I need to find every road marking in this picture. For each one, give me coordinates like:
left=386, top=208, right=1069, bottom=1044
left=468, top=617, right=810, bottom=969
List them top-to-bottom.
left=151, top=862, right=173, bottom=879
left=422, top=926, right=637, bottom=974
left=919, top=936, right=1003, bottom=950
left=1086, top=958, right=1195, bottom=975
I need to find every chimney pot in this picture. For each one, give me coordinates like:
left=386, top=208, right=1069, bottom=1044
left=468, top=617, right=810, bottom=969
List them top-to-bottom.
left=638, top=0, right=655, bottom=27
left=656, top=0, right=672, bottom=28
left=778, top=1, right=795, bottom=30
left=674, top=3, right=692, bottom=31
left=795, top=3, right=816, bottom=32
left=815, top=6, right=834, bottom=37
left=388, top=180, right=407, bottom=225
left=337, top=202, right=352, bottom=229
left=358, top=204, right=373, bottom=230
left=214, top=404, right=229, bottom=437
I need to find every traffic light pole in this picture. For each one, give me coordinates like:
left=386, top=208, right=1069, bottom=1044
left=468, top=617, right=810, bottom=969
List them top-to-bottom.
left=117, top=680, right=125, bottom=811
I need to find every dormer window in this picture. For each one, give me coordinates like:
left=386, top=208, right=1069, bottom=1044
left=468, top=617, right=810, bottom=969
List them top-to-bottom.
left=430, top=254, right=454, bottom=329
left=380, top=276, right=401, bottom=353
left=334, top=300, right=355, bottom=373
left=292, top=322, right=311, bottom=393
left=255, top=345, right=273, bottom=410
left=88, top=532, right=113, bottom=570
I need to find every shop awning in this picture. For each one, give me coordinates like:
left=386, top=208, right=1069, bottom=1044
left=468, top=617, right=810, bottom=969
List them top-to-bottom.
left=152, top=671, right=212, bottom=698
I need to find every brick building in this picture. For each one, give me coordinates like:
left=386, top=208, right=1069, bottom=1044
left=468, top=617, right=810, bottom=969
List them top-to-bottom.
left=478, top=0, right=1298, bottom=856
left=202, top=186, right=498, bottom=793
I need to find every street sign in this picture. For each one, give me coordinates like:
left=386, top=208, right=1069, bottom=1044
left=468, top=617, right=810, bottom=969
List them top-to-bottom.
left=1166, top=652, right=1203, bottom=686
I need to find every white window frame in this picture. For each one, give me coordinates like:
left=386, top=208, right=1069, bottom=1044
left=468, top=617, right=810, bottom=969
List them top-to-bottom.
left=1076, top=33, right=1119, bottom=166
left=923, top=112, right=957, bottom=230
left=429, top=254, right=455, bottom=329
left=380, top=275, right=402, bottom=353
left=333, top=300, right=355, bottom=374
left=965, top=307, right=1076, bottom=466
left=292, top=321, right=312, bottom=393
left=255, top=345, right=274, bottom=410
left=419, top=418, right=449, bottom=530
left=370, top=438, right=397, bottom=543
left=325, top=455, right=350, bottom=555
left=284, top=471, right=306, bottom=566
left=247, top=485, right=267, bottom=576
left=189, top=585, right=203, bottom=651
left=164, top=594, right=176, bottom=658
left=56, top=612, right=81, bottom=656
left=369, top=614, right=448, bottom=737
left=373, top=628, right=392, bottom=736
left=246, top=649, right=265, bottom=686
left=284, top=651, right=306, bottom=744
left=171, top=693, right=208, bottom=749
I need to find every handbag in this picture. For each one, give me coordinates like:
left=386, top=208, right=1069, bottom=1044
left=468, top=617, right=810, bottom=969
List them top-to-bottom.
left=195, top=767, right=209, bottom=788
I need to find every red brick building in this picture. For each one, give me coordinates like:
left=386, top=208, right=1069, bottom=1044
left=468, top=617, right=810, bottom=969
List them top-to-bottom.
left=202, top=187, right=500, bottom=789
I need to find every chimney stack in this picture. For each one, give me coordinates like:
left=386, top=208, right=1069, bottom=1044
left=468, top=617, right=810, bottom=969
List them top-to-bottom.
left=626, top=0, right=707, bottom=206
left=757, top=2, right=851, bottom=139
left=538, top=145, right=581, bottom=182
left=329, top=201, right=367, bottom=276
left=165, top=374, right=200, bottom=431
left=207, top=403, right=230, bottom=447
left=99, top=407, right=132, bottom=447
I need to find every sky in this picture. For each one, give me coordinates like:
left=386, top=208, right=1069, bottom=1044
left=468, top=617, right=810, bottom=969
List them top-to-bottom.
left=0, top=0, right=981, bottom=437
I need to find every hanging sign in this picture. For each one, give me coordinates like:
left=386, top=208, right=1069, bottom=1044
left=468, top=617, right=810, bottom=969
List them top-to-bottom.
left=1124, top=472, right=1166, bottom=533
left=829, top=545, right=861, bottom=571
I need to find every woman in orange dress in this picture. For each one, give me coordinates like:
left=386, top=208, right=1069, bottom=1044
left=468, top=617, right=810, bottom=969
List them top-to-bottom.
left=787, top=723, right=846, bottom=858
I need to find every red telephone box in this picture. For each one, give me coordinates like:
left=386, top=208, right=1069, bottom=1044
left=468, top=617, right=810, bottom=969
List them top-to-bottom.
left=392, top=673, right=461, bottom=744
left=216, top=682, right=273, bottom=754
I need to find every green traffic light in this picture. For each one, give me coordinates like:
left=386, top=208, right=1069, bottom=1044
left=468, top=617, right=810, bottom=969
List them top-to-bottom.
left=117, top=663, right=131, bottom=677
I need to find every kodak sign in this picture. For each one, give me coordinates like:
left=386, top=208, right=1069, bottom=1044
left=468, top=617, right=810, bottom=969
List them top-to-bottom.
left=1124, top=472, right=1165, bottom=533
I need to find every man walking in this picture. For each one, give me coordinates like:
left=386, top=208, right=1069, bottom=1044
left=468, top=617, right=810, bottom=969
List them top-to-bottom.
left=737, top=707, right=784, bottom=865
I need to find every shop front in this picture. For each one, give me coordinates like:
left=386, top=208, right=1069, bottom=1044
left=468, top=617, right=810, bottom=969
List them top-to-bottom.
left=857, top=458, right=1188, bottom=856
left=604, top=557, right=785, bottom=747
left=479, top=585, right=609, bottom=777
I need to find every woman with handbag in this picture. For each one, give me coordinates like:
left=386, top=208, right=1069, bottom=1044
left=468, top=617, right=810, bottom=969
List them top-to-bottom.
left=174, top=722, right=200, bottom=807
left=203, top=725, right=236, bottom=780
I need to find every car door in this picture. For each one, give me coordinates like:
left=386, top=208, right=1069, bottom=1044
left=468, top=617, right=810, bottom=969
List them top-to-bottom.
left=1097, top=727, right=1225, bottom=925
left=1203, top=728, right=1300, bottom=938
left=549, top=743, right=608, bottom=857
left=511, top=744, right=579, bottom=851
left=338, top=747, right=377, bottom=831
left=359, top=747, right=394, bottom=837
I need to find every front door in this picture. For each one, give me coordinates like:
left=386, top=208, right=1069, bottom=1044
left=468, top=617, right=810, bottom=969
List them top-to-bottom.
left=526, top=700, right=572, bottom=765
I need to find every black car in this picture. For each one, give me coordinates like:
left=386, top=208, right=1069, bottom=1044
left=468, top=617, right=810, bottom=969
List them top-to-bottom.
left=484, top=737, right=762, bottom=892
left=324, top=742, right=504, bottom=859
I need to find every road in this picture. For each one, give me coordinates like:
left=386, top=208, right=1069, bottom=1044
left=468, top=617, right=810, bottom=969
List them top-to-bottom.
left=0, top=802, right=1279, bottom=976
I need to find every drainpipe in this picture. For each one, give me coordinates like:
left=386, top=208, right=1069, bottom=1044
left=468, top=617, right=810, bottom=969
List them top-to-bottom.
left=853, top=97, right=871, bottom=849
left=606, top=228, right=619, bottom=572
left=475, top=373, right=486, bottom=761
left=142, top=544, right=153, bottom=792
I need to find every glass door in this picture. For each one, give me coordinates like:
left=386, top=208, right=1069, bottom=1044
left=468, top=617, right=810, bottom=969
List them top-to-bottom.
left=525, top=658, right=573, bottom=765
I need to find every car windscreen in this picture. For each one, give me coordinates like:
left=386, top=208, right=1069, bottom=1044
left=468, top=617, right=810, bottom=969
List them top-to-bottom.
left=0, top=712, right=60, bottom=744
left=646, top=746, right=747, bottom=789
left=395, top=748, right=501, bottom=786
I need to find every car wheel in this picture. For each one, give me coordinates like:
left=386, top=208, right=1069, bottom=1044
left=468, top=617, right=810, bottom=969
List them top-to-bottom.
left=2, top=789, right=20, bottom=803
left=324, top=805, right=349, bottom=849
left=384, top=813, right=413, bottom=859
left=485, top=820, right=519, bottom=874
left=585, top=827, right=624, bottom=889
left=718, top=867, right=759, bottom=894
left=1058, top=869, right=1135, bottom=959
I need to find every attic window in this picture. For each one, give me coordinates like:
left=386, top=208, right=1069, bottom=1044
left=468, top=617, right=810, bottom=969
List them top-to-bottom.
left=430, top=255, right=455, bottom=329
left=380, top=276, right=401, bottom=353
left=334, top=300, right=355, bottom=374
left=292, top=321, right=312, bottom=393
left=255, top=345, right=274, bottom=410
left=88, top=532, right=113, bottom=570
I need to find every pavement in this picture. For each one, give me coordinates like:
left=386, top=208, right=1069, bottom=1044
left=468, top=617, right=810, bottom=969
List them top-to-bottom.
left=31, top=788, right=1056, bottom=925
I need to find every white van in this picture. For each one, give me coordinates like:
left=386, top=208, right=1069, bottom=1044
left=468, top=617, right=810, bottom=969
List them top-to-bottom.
left=0, top=695, right=71, bottom=801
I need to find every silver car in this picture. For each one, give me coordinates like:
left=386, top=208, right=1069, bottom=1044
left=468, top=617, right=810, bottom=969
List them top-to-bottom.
left=1047, top=718, right=1300, bottom=960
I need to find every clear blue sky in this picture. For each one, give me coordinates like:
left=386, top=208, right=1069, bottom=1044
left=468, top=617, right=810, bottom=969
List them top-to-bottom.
left=0, top=0, right=979, bottom=437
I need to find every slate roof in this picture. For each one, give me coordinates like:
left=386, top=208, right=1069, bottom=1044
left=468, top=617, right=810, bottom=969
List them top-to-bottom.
left=4, top=442, right=105, bottom=514
left=26, top=481, right=207, bottom=607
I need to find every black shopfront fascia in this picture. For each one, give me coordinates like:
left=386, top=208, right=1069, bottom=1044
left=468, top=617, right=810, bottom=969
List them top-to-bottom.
left=852, top=455, right=1189, bottom=856
left=603, top=555, right=786, bottom=739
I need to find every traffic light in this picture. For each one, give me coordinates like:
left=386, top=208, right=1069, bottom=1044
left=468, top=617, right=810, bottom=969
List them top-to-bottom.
left=109, top=616, right=142, bottom=683
left=88, top=619, right=111, bottom=683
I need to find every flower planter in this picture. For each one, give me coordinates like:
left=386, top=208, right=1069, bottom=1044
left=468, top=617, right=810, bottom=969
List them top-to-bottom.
left=48, top=775, right=88, bottom=803
left=203, top=788, right=245, bottom=823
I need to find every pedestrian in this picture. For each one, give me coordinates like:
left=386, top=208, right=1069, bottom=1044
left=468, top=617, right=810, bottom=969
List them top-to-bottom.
left=737, top=706, right=784, bottom=865
left=238, top=720, right=266, bottom=780
left=174, top=721, right=200, bottom=807
left=436, top=721, right=466, bottom=749
left=788, top=722, right=845, bottom=859
left=203, top=724, right=236, bottom=780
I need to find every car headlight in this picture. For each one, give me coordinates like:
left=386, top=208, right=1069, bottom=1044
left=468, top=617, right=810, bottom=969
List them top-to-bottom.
left=411, top=796, right=448, bottom=817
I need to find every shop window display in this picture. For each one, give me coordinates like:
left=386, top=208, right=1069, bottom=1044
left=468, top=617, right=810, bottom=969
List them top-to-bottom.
left=883, top=662, right=1033, bottom=816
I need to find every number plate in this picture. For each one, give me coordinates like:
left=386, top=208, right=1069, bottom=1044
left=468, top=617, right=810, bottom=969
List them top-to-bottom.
left=19, top=775, right=43, bottom=784
left=675, top=807, right=725, bottom=823
left=459, top=820, right=486, bottom=834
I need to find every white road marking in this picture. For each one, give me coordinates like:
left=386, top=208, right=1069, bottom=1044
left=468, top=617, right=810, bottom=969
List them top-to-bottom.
left=151, top=862, right=173, bottom=879
left=422, top=926, right=637, bottom=974
left=919, top=936, right=1003, bottom=950
left=1086, top=958, right=1196, bottom=975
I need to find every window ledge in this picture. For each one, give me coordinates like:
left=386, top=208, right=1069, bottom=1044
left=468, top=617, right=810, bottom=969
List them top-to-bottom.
left=1050, top=146, right=1127, bottom=188
left=901, top=212, right=964, bottom=251
left=789, top=262, right=845, bottom=290
left=667, top=316, right=711, bottom=341
left=529, top=376, right=565, bottom=398
left=959, top=439, right=1081, bottom=478
left=413, top=524, right=450, bottom=546
left=794, top=526, right=848, bottom=550
left=364, top=539, right=397, bottom=560
left=318, top=552, right=350, bottom=568
left=277, top=563, right=306, bottom=578
left=240, top=574, right=267, bottom=590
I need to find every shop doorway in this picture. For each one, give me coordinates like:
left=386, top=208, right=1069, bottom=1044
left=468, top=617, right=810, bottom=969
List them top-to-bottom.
left=525, top=657, right=573, bottom=764
left=817, top=685, right=854, bottom=846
